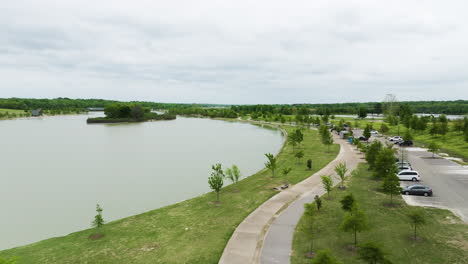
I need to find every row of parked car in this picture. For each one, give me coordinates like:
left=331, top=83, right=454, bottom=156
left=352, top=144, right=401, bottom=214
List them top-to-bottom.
left=388, top=136, right=413, bottom=146
left=395, top=161, right=433, bottom=196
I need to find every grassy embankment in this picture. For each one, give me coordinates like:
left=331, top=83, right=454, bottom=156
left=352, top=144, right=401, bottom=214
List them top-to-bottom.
left=0, top=108, right=29, bottom=119
left=0, top=126, right=339, bottom=264
left=291, top=164, right=468, bottom=264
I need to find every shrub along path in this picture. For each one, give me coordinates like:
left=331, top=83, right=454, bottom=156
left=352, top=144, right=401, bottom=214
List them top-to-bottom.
left=0, top=125, right=338, bottom=264
left=291, top=164, right=468, bottom=264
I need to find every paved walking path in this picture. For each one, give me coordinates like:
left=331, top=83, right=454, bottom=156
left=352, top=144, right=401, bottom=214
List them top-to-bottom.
left=219, top=134, right=363, bottom=264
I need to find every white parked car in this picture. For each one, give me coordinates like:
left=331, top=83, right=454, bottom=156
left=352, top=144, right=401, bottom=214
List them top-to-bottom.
left=370, top=130, right=379, bottom=135
left=389, top=136, right=403, bottom=142
left=397, top=170, right=420, bottom=181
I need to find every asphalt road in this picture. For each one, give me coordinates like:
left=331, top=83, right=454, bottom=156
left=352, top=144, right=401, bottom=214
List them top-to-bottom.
left=356, top=129, right=468, bottom=222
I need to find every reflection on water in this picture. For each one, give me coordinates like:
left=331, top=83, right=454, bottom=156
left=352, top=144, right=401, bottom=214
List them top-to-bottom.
left=0, top=114, right=283, bottom=250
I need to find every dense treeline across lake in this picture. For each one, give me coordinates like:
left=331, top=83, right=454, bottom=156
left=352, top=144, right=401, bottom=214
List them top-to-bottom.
left=87, top=104, right=175, bottom=123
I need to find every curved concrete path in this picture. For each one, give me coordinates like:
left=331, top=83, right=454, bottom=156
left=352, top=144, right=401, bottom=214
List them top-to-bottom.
left=219, top=134, right=362, bottom=264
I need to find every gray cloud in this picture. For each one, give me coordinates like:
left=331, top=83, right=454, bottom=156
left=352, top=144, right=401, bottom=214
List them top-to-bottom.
left=1, top=0, right=467, bottom=104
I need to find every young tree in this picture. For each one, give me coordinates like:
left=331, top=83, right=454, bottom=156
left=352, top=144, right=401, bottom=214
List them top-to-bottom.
left=380, top=123, right=389, bottom=133
left=363, top=125, right=371, bottom=139
left=321, top=128, right=334, bottom=152
left=294, top=129, right=304, bottom=146
left=403, top=129, right=413, bottom=141
left=288, top=133, right=298, bottom=151
left=365, top=141, right=383, bottom=169
left=427, top=141, right=439, bottom=158
left=373, top=147, right=398, bottom=179
left=295, top=150, right=304, bottom=164
left=264, top=153, right=278, bottom=177
left=307, top=159, right=312, bottom=170
left=334, top=162, right=348, bottom=189
left=208, top=163, right=224, bottom=201
left=225, top=165, right=241, bottom=184
left=281, top=167, right=292, bottom=177
left=382, top=174, right=402, bottom=205
left=321, top=175, right=333, bottom=198
left=340, top=194, right=355, bottom=213
left=314, top=195, right=322, bottom=211
left=302, top=203, right=316, bottom=255
left=92, top=204, right=105, bottom=230
left=341, top=208, right=369, bottom=247
left=407, top=210, right=426, bottom=240
left=358, top=242, right=392, bottom=264
left=311, top=250, right=342, bottom=264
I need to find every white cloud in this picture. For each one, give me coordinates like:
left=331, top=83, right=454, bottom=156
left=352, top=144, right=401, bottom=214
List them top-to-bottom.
left=1, top=0, right=467, bottom=103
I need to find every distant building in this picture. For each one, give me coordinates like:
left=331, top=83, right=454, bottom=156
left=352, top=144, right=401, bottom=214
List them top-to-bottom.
left=87, top=107, right=105, bottom=111
left=31, top=109, right=43, bottom=116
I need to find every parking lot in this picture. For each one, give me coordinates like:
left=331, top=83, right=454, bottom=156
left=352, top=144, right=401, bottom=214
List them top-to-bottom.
left=354, top=129, right=468, bottom=222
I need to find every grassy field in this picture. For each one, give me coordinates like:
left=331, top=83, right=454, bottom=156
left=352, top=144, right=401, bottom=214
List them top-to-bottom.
left=0, top=108, right=28, bottom=119
left=0, top=126, right=339, bottom=264
left=291, top=164, right=468, bottom=264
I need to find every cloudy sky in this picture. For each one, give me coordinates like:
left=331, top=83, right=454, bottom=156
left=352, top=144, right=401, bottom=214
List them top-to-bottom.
left=1, top=0, right=468, bottom=104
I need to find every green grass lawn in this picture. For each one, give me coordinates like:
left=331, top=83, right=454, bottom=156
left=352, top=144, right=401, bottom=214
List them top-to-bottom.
left=0, top=108, right=28, bottom=119
left=0, top=126, right=339, bottom=264
left=291, top=164, right=468, bottom=264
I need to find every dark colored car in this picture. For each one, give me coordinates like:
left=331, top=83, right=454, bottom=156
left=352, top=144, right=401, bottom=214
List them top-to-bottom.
left=359, top=136, right=368, bottom=141
left=398, top=140, right=413, bottom=146
left=401, top=185, right=433, bottom=196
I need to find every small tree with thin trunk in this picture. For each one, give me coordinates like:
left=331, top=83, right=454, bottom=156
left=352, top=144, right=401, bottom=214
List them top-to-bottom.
left=363, top=125, right=371, bottom=139
left=321, top=129, right=334, bottom=152
left=427, top=141, right=439, bottom=158
left=295, top=150, right=304, bottom=164
left=264, top=153, right=277, bottom=177
left=307, top=159, right=312, bottom=170
left=334, top=162, right=348, bottom=189
left=208, top=163, right=224, bottom=202
left=225, top=165, right=241, bottom=184
left=382, top=174, right=402, bottom=206
left=321, top=175, right=333, bottom=199
left=340, top=194, right=355, bottom=213
left=314, top=195, right=322, bottom=211
left=92, top=203, right=105, bottom=230
left=302, top=203, right=316, bottom=257
left=341, top=208, right=369, bottom=247
left=407, top=210, right=426, bottom=240
left=358, top=242, right=392, bottom=264
left=311, top=250, right=342, bottom=264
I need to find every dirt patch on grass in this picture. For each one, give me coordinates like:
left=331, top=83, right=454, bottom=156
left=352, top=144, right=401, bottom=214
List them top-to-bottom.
left=209, top=201, right=223, bottom=206
left=383, top=202, right=401, bottom=208
left=88, top=233, right=105, bottom=240
left=448, top=234, right=468, bottom=251
left=140, top=243, right=159, bottom=252
left=304, top=252, right=316, bottom=258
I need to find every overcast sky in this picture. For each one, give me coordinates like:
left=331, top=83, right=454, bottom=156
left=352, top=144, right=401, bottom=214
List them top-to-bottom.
left=1, top=0, right=468, bottom=104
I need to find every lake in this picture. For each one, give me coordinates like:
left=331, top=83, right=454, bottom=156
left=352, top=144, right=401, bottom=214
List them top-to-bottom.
left=0, top=113, right=284, bottom=250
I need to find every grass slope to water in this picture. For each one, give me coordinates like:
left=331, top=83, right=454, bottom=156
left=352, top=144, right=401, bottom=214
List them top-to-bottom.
left=0, top=126, right=339, bottom=264
left=291, top=164, right=468, bottom=264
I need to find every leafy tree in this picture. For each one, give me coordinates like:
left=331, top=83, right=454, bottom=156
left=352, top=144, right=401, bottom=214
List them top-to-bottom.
left=358, top=106, right=368, bottom=119
left=380, top=123, right=389, bottom=133
left=363, top=125, right=371, bottom=139
left=321, top=128, right=334, bottom=152
left=294, top=129, right=304, bottom=146
left=403, top=129, right=413, bottom=141
left=365, top=141, right=383, bottom=169
left=427, top=141, right=439, bottom=158
left=373, top=147, right=398, bottom=179
left=295, top=150, right=304, bottom=164
left=264, top=153, right=278, bottom=177
left=307, top=159, right=312, bottom=170
left=334, top=162, right=348, bottom=189
left=208, top=163, right=224, bottom=201
left=225, top=165, right=241, bottom=184
left=281, top=167, right=292, bottom=177
left=382, top=174, right=402, bottom=205
left=321, top=175, right=333, bottom=198
left=340, top=194, right=355, bottom=213
left=314, top=195, right=322, bottom=211
left=302, top=203, right=316, bottom=254
left=92, top=204, right=105, bottom=229
left=341, top=208, right=369, bottom=246
left=407, top=210, right=426, bottom=240
left=358, top=242, right=392, bottom=264
left=311, top=249, right=342, bottom=264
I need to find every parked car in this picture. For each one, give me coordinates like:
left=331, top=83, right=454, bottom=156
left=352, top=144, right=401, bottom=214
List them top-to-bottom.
left=370, top=130, right=379, bottom=135
left=359, top=136, right=368, bottom=141
left=389, top=136, right=403, bottom=142
left=398, top=140, right=413, bottom=146
left=396, top=161, right=411, bottom=167
left=398, top=165, right=412, bottom=171
left=397, top=170, right=420, bottom=181
left=401, top=185, right=433, bottom=196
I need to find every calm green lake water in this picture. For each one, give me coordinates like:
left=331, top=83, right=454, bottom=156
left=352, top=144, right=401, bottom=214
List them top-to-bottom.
left=0, top=113, right=283, bottom=250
